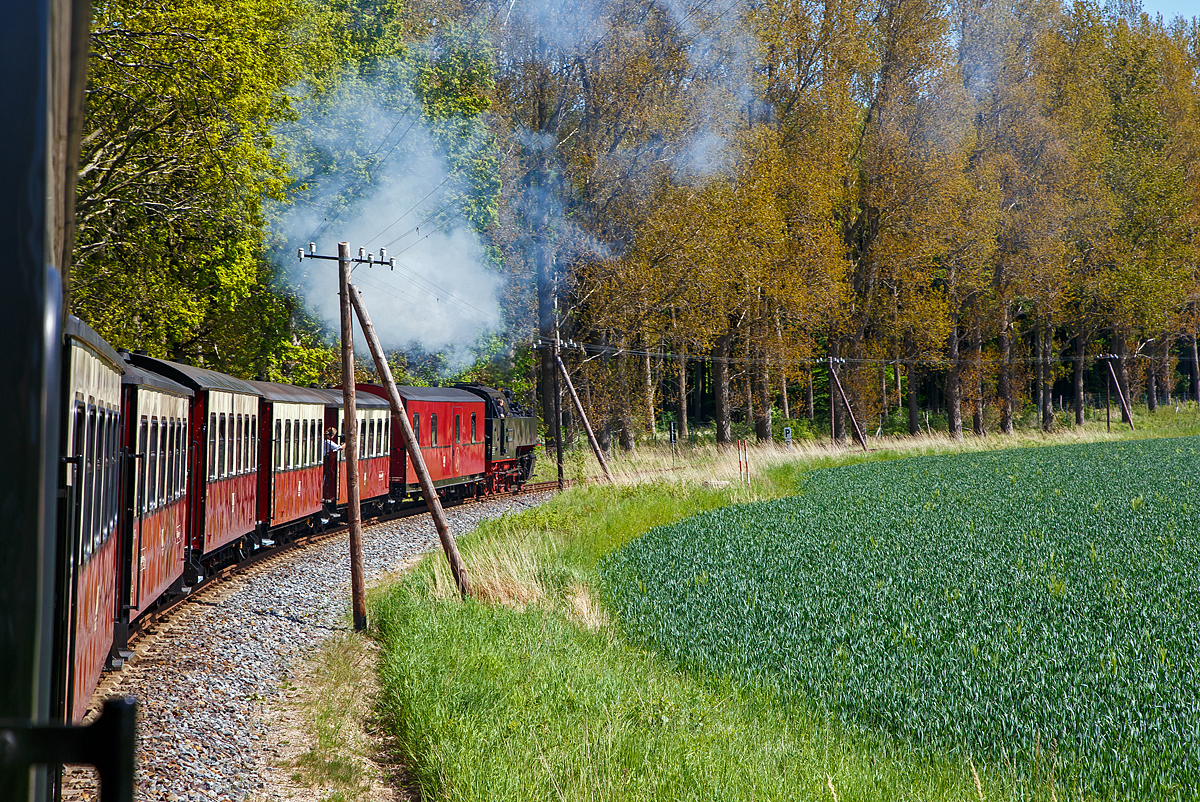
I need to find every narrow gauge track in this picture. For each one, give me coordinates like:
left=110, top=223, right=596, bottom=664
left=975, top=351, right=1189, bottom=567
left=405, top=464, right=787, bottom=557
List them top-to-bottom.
left=124, top=487, right=542, bottom=653
left=66, top=489, right=557, bottom=802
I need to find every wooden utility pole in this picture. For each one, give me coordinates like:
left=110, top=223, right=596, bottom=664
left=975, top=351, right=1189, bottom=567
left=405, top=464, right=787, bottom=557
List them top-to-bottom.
left=338, top=243, right=367, bottom=631
left=348, top=284, right=470, bottom=598
left=552, top=340, right=565, bottom=490
left=555, top=351, right=615, bottom=484
left=828, top=358, right=869, bottom=453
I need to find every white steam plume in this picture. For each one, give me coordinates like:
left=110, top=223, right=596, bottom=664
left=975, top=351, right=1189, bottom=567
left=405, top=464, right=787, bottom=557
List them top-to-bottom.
left=272, top=70, right=501, bottom=370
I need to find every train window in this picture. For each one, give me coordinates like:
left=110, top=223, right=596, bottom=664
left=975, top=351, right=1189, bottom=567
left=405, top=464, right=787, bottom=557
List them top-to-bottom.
left=80, top=406, right=94, bottom=560
left=97, top=411, right=108, bottom=545
left=208, top=412, right=216, bottom=479
left=218, top=413, right=227, bottom=478
left=227, top=413, right=236, bottom=476
left=471, top=413, right=477, bottom=442
left=412, top=414, right=420, bottom=446
left=431, top=414, right=438, bottom=446
left=233, top=415, right=241, bottom=475
left=250, top=415, right=257, bottom=470
left=455, top=415, right=461, bottom=444
left=137, top=417, right=148, bottom=513
left=158, top=417, right=168, bottom=507
left=148, top=418, right=159, bottom=510
left=360, top=418, right=367, bottom=456
left=293, top=419, right=301, bottom=467
left=367, top=419, right=375, bottom=457
left=165, top=420, right=175, bottom=503
left=167, top=420, right=176, bottom=500
left=178, top=420, right=187, bottom=497
left=274, top=420, right=282, bottom=469
left=285, top=420, right=293, bottom=470
left=300, top=420, right=308, bottom=466
left=311, top=420, right=318, bottom=465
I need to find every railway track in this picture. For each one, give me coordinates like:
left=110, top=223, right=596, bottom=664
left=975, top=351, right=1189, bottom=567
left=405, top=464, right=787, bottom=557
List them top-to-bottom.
left=125, top=486, right=548, bottom=650
left=68, top=489, right=558, bottom=802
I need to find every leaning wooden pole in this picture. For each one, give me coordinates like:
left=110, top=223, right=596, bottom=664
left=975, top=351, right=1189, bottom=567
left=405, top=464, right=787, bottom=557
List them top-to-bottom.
left=338, top=243, right=368, bottom=631
left=348, top=284, right=470, bottom=598
left=555, top=352, right=615, bottom=484
left=829, top=358, right=869, bottom=453
left=1105, top=358, right=1135, bottom=431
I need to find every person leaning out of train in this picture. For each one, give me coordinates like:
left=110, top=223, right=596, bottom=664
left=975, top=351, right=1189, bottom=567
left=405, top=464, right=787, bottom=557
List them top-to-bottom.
left=324, top=428, right=344, bottom=457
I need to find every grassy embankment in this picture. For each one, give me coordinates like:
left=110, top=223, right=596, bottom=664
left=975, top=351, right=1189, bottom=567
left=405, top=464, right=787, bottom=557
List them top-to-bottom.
left=362, top=406, right=1200, bottom=802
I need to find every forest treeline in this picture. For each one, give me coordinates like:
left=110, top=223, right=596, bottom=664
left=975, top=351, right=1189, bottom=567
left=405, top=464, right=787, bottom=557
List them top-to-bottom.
left=70, top=0, right=1200, bottom=445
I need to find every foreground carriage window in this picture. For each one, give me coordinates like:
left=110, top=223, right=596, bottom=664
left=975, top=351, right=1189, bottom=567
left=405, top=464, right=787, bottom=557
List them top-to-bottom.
left=431, top=414, right=438, bottom=446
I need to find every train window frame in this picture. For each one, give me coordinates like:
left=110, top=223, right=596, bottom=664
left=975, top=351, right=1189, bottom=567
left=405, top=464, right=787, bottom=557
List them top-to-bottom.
left=71, top=402, right=85, bottom=561
left=79, top=404, right=93, bottom=561
left=97, top=410, right=108, bottom=546
left=208, top=412, right=216, bottom=479
left=227, top=412, right=235, bottom=476
left=471, top=412, right=476, bottom=443
left=218, top=413, right=226, bottom=475
left=235, top=414, right=242, bottom=475
left=412, top=414, right=420, bottom=447
left=431, top=414, right=438, bottom=446
left=455, top=414, right=461, bottom=444
left=250, top=415, right=257, bottom=470
left=138, top=416, right=148, bottom=513
left=158, top=416, right=168, bottom=507
left=148, top=417, right=159, bottom=511
left=360, top=418, right=367, bottom=456
left=165, top=419, right=175, bottom=503
left=293, top=419, right=301, bottom=467
left=302, top=419, right=309, bottom=466
left=274, top=420, right=282, bottom=470
left=284, top=420, right=292, bottom=470
left=311, top=420, right=318, bottom=465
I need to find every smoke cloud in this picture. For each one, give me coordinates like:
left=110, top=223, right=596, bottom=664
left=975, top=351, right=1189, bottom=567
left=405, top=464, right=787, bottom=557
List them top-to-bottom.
left=271, top=71, right=502, bottom=370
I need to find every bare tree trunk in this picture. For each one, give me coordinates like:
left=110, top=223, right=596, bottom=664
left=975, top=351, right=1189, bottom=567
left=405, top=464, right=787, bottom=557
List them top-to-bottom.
left=998, top=305, right=1013, bottom=434
left=774, top=313, right=788, bottom=420
left=972, top=318, right=984, bottom=436
left=947, top=323, right=963, bottom=440
left=1034, top=323, right=1044, bottom=424
left=1041, top=324, right=1054, bottom=432
left=712, top=330, right=733, bottom=444
left=1073, top=333, right=1085, bottom=426
left=1191, top=334, right=1199, bottom=402
left=830, top=340, right=845, bottom=443
left=1147, top=343, right=1158, bottom=413
left=644, top=349, right=656, bottom=433
left=616, top=351, right=636, bottom=451
left=895, top=354, right=902, bottom=408
left=677, top=355, right=688, bottom=440
left=754, top=358, right=771, bottom=442
left=908, top=361, right=920, bottom=435
left=880, top=362, right=888, bottom=421
left=806, top=365, right=814, bottom=420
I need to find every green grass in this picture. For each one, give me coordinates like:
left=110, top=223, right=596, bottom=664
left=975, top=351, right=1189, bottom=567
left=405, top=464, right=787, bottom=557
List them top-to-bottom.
left=371, top=413, right=1200, bottom=802
left=603, top=438, right=1200, bottom=799
left=374, top=472, right=1033, bottom=800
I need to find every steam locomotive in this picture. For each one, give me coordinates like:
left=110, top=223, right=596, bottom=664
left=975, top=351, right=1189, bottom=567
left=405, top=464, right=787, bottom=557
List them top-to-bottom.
left=58, top=316, right=538, bottom=723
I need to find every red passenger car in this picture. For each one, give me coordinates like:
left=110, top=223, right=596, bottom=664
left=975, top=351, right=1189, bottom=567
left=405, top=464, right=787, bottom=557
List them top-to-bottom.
left=57, top=317, right=125, bottom=723
left=132, top=356, right=262, bottom=576
left=116, top=358, right=192, bottom=645
left=248, top=381, right=329, bottom=540
left=357, top=384, right=486, bottom=499
left=326, top=391, right=392, bottom=510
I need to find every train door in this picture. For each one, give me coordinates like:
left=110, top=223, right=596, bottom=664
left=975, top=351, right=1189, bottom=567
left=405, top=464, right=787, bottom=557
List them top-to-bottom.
left=452, top=406, right=462, bottom=476
left=323, top=408, right=339, bottom=504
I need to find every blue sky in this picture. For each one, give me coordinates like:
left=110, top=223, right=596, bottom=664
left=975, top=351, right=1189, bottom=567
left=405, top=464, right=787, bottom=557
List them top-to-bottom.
left=1136, top=0, right=1197, bottom=22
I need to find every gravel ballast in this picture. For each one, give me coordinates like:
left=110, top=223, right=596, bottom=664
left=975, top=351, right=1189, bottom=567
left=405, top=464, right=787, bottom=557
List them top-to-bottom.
left=63, top=492, right=551, bottom=802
